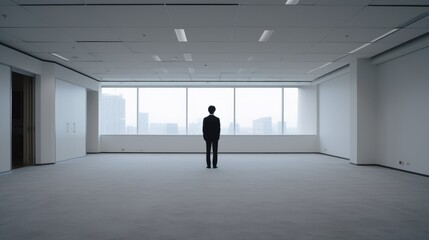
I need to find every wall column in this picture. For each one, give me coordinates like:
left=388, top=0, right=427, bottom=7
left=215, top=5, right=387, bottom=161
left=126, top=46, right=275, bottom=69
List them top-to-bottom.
left=350, top=59, right=376, bottom=165
left=35, top=62, right=56, bottom=164
left=0, top=64, right=12, bottom=173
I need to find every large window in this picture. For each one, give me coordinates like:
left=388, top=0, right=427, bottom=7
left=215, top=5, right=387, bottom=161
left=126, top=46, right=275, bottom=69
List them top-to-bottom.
left=100, top=87, right=314, bottom=135
left=100, top=88, right=137, bottom=134
left=138, top=88, right=186, bottom=134
left=188, top=88, right=234, bottom=135
left=235, top=88, right=282, bottom=135
left=284, top=88, right=298, bottom=134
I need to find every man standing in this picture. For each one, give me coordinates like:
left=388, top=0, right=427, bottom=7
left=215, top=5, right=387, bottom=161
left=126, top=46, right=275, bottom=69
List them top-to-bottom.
left=203, top=105, right=220, bottom=169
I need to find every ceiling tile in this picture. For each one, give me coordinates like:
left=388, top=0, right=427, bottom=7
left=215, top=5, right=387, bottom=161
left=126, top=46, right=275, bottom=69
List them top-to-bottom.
left=0, top=0, right=17, bottom=5
left=23, top=5, right=171, bottom=27
left=167, top=5, right=238, bottom=27
left=236, top=5, right=363, bottom=27
left=0, top=6, right=46, bottom=27
left=343, top=6, right=429, bottom=28
left=407, top=15, right=429, bottom=28
left=3, top=28, right=72, bottom=42
left=63, top=28, right=121, bottom=42
left=111, top=28, right=177, bottom=42
left=186, top=28, right=235, bottom=42
left=322, top=28, right=394, bottom=43
left=381, top=28, right=429, bottom=43
left=0, top=29, right=19, bottom=41
left=2, top=40, right=43, bottom=53
left=28, top=42, right=89, bottom=53
left=78, top=42, right=131, bottom=53
left=125, top=42, right=181, bottom=53
left=228, top=42, right=312, bottom=53
left=306, top=42, right=362, bottom=54
left=357, top=42, right=400, bottom=54
left=91, top=53, right=154, bottom=62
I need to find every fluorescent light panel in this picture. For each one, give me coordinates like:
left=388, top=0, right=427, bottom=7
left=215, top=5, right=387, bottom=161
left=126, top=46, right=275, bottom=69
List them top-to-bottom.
left=285, top=0, right=299, bottom=5
left=370, top=28, right=399, bottom=43
left=175, top=29, right=187, bottom=42
left=259, top=30, right=274, bottom=42
left=348, top=43, right=372, bottom=54
left=51, top=53, right=69, bottom=61
left=308, top=62, right=333, bottom=73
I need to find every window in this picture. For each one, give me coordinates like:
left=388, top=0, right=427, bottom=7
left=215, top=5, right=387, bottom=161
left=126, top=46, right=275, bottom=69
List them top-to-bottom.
left=100, top=86, right=313, bottom=135
left=100, top=88, right=137, bottom=134
left=138, top=88, right=186, bottom=134
left=188, top=88, right=234, bottom=135
left=235, top=88, right=282, bottom=135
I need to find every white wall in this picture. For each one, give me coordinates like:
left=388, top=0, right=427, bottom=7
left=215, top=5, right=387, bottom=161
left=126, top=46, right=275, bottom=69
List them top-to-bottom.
left=1, top=44, right=99, bottom=165
left=375, top=47, right=429, bottom=175
left=0, top=64, right=12, bottom=173
left=318, top=70, right=351, bottom=159
left=56, top=79, right=87, bottom=161
left=298, top=86, right=318, bottom=134
left=101, top=135, right=318, bottom=153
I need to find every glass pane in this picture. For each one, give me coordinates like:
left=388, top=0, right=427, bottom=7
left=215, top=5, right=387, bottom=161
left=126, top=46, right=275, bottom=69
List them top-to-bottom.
left=100, top=88, right=137, bottom=134
left=139, top=88, right=186, bottom=134
left=188, top=88, right=234, bottom=135
left=236, top=88, right=282, bottom=135
left=284, top=88, right=299, bottom=134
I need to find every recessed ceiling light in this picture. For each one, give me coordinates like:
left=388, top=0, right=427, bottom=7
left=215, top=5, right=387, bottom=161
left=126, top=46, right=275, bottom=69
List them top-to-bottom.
left=285, top=0, right=299, bottom=5
left=370, top=28, right=399, bottom=43
left=174, top=29, right=187, bottom=42
left=259, top=30, right=274, bottom=42
left=348, top=43, right=372, bottom=54
left=51, top=53, right=69, bottom=61
left=184, top=53, right=193, bottom=62
left=152, top=55, right=162, bottom=62
left=308, top=62, right=333, bottom=73
left=188, top=68, right=195, bottom=74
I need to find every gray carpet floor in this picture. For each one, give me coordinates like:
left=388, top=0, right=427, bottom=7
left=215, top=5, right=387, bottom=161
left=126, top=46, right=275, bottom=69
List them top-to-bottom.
left=1, top=153, right=428, bottom=240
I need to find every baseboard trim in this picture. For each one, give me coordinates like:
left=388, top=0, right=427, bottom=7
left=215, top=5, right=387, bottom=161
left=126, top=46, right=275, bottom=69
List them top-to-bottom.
left=319, top=153, right=350, bottom=161
left=349, top=162, right=428, bottom=177
left=376, top=165, right=429, bottom=177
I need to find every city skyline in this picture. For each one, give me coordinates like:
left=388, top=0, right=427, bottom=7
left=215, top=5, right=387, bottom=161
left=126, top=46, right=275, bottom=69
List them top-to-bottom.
left=100, top=87, right=300, bottom=135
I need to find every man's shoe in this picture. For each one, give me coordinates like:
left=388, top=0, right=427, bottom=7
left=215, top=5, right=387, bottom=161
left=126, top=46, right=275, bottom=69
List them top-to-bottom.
left=207, top=166, right=211, bottom=169
left=213, top=166, right=218, bottom=169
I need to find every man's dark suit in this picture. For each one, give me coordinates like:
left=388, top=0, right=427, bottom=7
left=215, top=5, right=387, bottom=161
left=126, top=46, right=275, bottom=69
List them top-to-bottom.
left=203, top=114, right=220, bottom=168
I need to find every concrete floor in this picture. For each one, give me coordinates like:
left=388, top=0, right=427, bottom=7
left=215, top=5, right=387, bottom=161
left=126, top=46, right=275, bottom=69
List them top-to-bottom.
left=1, top=153, right=428, bottom=240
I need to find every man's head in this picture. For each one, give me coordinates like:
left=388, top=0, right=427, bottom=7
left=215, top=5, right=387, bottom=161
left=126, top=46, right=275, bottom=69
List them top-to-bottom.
left=208, top=105, right=216, bottom=114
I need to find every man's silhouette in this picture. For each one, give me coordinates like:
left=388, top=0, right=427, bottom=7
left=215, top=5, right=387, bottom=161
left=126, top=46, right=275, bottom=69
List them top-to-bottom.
left=203, top=105, right=220, bottom=169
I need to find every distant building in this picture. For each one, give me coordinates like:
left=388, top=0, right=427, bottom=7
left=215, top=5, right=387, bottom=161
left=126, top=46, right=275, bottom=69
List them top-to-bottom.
left=100, top=94, right=125, bottom=134
left=138, top=112, right=149, bottom=134
left=253, top=117, right=272, bottom=134
left=150, top=123, right=178, bottom=134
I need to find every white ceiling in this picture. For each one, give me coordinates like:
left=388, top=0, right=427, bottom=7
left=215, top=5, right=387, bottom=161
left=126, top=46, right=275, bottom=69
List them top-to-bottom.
left=0, top=0, right=428, bottom=83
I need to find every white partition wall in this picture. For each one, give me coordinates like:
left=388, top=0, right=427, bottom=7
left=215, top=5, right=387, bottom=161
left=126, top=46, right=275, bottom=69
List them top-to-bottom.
left=375, top=47, right=429, bottom=175
left=319, top=70, right=351, bottom=159
left=55, top=79, right=87, bottom=161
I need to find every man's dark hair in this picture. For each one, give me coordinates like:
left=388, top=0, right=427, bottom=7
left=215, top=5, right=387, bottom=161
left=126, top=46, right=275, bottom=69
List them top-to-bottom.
left=208, top=105, right=216, bottom=114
